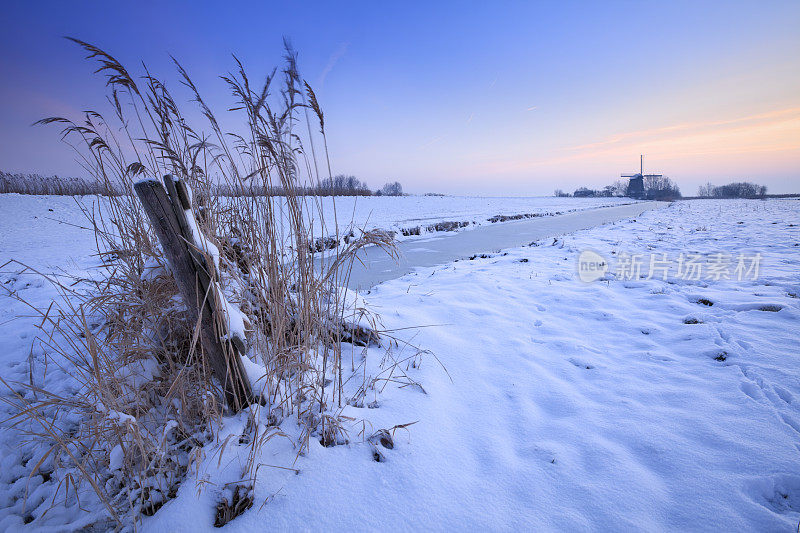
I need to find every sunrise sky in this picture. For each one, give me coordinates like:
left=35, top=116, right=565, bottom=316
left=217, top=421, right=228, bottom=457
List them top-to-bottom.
left=1, top=1, right=798, bottom=195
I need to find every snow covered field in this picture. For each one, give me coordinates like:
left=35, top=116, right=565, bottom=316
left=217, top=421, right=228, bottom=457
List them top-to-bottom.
left=0, top=194, right=637, bottom=270
left=300, top=195, right=636, bottom=240
left=1, top=196, right=799, bottom=531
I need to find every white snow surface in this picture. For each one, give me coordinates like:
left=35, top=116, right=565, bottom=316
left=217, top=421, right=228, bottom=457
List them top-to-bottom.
left=0, top=194, right=637, bottom=266
left=293, top=194, right=637, bottom=239
left=1, top=195, right=799, bottom=531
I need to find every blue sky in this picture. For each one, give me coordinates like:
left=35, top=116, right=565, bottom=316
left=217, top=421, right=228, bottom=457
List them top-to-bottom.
left=1, top=1, right=798, bottom=195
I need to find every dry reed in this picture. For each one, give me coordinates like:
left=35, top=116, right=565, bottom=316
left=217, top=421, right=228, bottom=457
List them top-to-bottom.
left=1, top=37, right=408, bottom=528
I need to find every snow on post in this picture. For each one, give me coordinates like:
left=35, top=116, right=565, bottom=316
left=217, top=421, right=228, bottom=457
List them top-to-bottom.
left=133, top=175, right=252, bottom=410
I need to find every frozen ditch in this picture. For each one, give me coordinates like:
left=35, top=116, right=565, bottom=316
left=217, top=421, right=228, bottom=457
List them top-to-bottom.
left=332, top=201, right=667, bottom=289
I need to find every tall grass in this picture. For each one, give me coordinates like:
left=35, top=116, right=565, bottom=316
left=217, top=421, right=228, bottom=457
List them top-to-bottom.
left=2, top=38, right=398, bottom=528
left=0, top=171, right=119, bottom=196
left=215, top=179, right=373, bottom=197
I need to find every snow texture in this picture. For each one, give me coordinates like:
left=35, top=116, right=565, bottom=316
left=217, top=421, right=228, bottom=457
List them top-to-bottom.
left=1, top=195, right=798, bottom=531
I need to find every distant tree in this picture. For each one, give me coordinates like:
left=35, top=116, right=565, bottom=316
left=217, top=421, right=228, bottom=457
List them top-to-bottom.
left=318, top=174, right=371, bottom=196
left=643, top=175, right=681, bottom=200
left=611, top=179, right=628, bottom=197
left=380, top=181, right=403, bottom=196
left=693, top=181, right=768, bottom=199
left=711, top=181, right=767, bottom=199
left=697, top=182, right=715, bottom=198
left=599, top=185, right=616, bottom=197
left=573, top=187, right=596, bottom=197
left=554, top=189, right=570, bottom=197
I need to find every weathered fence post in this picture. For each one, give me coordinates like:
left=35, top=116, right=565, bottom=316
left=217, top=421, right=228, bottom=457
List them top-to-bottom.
left=134, top=175, right=252, bottom=411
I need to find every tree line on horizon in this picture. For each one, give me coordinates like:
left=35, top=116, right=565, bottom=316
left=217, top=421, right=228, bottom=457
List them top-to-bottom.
left=0, top=170, right=405, bottom=197
left=2, top=170, right=774, bottom=200
left=555, top=175, right=682, bottom=200
left=556, top=178, right=775, bottom=200
left=696, top=181, right=767, bottom=199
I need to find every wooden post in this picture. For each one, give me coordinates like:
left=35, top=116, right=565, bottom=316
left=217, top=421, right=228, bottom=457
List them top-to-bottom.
left=134, top=175, right=252, bottom=411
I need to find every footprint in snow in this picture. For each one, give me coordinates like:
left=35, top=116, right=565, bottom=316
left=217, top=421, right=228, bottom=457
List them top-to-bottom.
left=568, top=357, right=594, bottom=370
left=740, top=381, right=763, bottom=402
left=773, top=386, right=795, bottom=405
left=780, top=414, right=800, bottom=435
left=747, top=474, right=800, bottom=515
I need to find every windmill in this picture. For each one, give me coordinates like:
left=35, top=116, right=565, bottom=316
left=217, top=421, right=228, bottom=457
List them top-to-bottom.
left=621, top=155, right=662, bottom=199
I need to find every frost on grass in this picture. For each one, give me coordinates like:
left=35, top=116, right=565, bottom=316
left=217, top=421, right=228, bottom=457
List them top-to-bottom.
left=0, top=40, right=419, bottom=531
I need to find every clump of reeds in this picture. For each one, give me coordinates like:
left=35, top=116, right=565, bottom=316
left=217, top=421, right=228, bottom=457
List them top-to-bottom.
left=1, top=37, right=402, bottom=528
left=0, top=170, right=120, bottom=196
